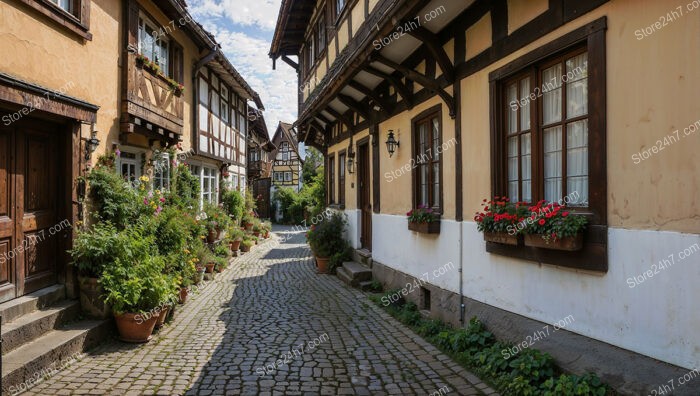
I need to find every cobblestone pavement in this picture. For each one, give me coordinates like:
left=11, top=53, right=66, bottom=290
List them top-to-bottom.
left=24, top=226, right=498, bottom=395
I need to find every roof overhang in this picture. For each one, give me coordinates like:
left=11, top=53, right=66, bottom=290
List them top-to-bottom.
left=269, top=0, right=317, bottom=62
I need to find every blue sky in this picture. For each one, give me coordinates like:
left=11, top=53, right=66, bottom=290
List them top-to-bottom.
left=189, top=0, right=297, bottom=137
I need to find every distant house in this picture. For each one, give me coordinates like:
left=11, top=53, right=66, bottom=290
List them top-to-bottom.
left=248, top=112, right=276, bottom=218
left=270, top=122, right=303, bottom=192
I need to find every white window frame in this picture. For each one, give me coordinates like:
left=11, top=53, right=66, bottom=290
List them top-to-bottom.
left=49, top=0, right=72, bottom=13
left=118, top=148, right=145, bottom=186
left=153, top=152, right=171, bottom=191
left=284, top=171, right=292, bottom=182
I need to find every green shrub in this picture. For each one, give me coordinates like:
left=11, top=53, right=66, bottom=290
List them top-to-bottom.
left=167, top=165, right=199, bottom=210
left=87, top=166, right=137, bottom=229
left=221, top=188, right=244, bottom=222
left=306, top=212, right=348, bottom=257
left=70, top=222, right=126, bottom=278
left=416, top=319, right=448, bottom=338
left=540, top=373, right=608, bottom=396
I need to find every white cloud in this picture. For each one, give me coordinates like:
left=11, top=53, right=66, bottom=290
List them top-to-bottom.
left=189, top=0, right=282, bottom=31
left=200, top=24, right=299, bottom=135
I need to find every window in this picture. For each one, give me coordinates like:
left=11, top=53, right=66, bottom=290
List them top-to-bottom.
left=49, top=0, right=71, bottom=13
left=335, top=0, right=346, bottom=19
left=138, top=15, right=170, bottom=77
left=316, top=17, right=326, bottom=56
left=306, top=39, right=314, bottom=70
left=501, top=48, right=589, bottom=207
left=238, top=99, right=247, bottom=135
left=412, top=107, right=442, bottom=211
left=119, top=151, right=140, bottom=185
left=339, top=152, right=346, bottom=205
left=153, top=153, right=170, bottom=191
left=328, top=155, right=335, bottom=204
left=202, top=167, right=218, bottom=204
left=274, top=172, right=283, bottom=182
left=284, top=172, right=292, bottom=182
left=232, top=174, right=239, bottom=190
left=240, top=176, right=246, bottom=191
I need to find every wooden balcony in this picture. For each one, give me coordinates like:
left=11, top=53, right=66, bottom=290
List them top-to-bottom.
left=120, top=52, right=184, bottom=143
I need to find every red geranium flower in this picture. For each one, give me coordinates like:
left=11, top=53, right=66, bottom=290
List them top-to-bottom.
left=562, top=211, right=569, bottom=217
left=538, top=219, right=546, bottom=226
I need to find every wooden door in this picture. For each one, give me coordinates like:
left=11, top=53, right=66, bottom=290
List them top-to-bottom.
left=0, top=119, right=60, bottom=302
left=358, top=142, right=372, bottom=250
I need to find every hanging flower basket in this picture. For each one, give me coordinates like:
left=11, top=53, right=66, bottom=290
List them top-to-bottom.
left=406, top=205, right=441, bottom=234
left=524, top=233, right=583, bottom=251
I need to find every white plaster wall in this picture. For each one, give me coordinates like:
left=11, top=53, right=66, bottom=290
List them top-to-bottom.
left=343, top=209, right=361, bottom=249
left=370, top=214, right=700, bottom=370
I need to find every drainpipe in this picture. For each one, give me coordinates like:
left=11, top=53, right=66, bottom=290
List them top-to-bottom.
left=459, top=223, right=465, bottom=325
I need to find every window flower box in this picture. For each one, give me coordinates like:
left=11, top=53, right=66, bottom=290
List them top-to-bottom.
left=407, top=205, right=440, bottom=234
left=408, top=220, right=441, bottom=234
left=483, top=231, right=519, bottom=246
left=524, top=233, right=583, bottom=251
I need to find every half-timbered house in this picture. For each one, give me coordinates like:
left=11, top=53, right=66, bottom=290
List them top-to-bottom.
left=0, top=0, right=262, bottom=387
left=271, top=0, right=700, bottom=391
left=248, top=112, right=275, bottom=218
left=270, top=122, right=303, bottom=191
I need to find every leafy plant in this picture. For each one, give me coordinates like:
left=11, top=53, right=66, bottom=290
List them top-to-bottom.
left=167, top=164, right=200, bottom=210
left=86, top=165, right=137, bottom=229
left=221, top=188, right=245, bottom=222
left=474, top=197, right=531, bottom=233
left=522, top=200, right=588, bottom=241
left=406, top=204, right=441, bottom=224
left=306, top=212, right=348, bottom=257
left=70, top=222, right=126, bottom=278
left=227, top=226, right=245, bottom=242
left=240, top=239, right=254, bottom=249
left=213, top=244, right=230, bottom=258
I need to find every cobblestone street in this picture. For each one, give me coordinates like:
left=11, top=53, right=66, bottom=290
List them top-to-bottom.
left=24, top=227, right=497, bottom=395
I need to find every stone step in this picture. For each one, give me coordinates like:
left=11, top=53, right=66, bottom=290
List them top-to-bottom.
left=356, top=249, right=372, bottom=267
left=341, top=261, right=372, bottom=283
left=336, top=267, right=353, bottom=286
left=358, top=280, right=375, bottom=292
left=0, top=285, right=66, bottom=325
left=2, top=300, right=81, bottom=355
left=1, top=319, right=112, bottom=391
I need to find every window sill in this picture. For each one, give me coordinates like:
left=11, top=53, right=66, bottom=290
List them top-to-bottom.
left=19, top=0, right=92, bottom=41
left=485, top=225, right=608, bottom=272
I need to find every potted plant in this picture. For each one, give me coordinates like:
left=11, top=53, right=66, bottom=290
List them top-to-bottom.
left=221, top=188, right=245, bottom=224
left=474, top=197, right=530, bottom=245
left=522, top=201, right=587, bottom=250
left=407, top=205, right=441, bottom=234
left=306, top=212, right=348, bottom=274
left=242, top=213, right=255, bottom=231
left=205, top=220, right=219, bottom=243
left=262, top=220, right=272, bottom=238
left=252, top=221, right=262, bottom=238
left=228, top=226, right=244, bottom=252
left=100, top=229, right=176, bottom=343
left=240, top=238, right=254, bottom=252
left=214, top=256, right=228, bottom=273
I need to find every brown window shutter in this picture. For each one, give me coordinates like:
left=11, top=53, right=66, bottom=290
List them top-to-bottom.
left=127, top=0, right=139, bottom=47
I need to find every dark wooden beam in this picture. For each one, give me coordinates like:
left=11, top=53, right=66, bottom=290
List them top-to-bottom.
left=408, top=27, right=454, bottom=82
left=372, top=54, right=455, bottom=118
left=281, top=55, right=299, bottom=71
left=363, top=65, right=413, bottom=109
left=347, top=80, right=390, bottom=112
left=337, top=94, right=370, bottom=120
left=325, top=106, right=354, bottom=131
left=315, top=113, right=332, bottom=125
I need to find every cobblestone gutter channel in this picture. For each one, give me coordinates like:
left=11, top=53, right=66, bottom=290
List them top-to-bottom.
left=22, top=227, right=497, bottom=396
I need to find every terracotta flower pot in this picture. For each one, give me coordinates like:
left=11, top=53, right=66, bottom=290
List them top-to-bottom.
left=244, top=222, right=253, bottom=231
left=216, top=228, right=223, bottom=239
left=207, top=229, right=217, bottom=243
left=253, top=231, right=261, bottom=238
left=264, top=231, right=270, bottom=238
left=230, top=239, right=241, bottom=251
left=241, top=244, right=251, bottom=252
left=316, top=256, right=330, bottom=274
left=205, top=262, right=215, bottom=273
left=216, top=264, right=223, bottom=273
left=178, top=287, right=189, bottom=304
left=155, top=305, right=170, bottom=329
left=114, top=312, right=158, bottom=343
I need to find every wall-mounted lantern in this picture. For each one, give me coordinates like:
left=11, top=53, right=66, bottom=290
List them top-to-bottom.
left=85, top=129, right=100, bottom=161
left=385, top=129, right=399, bottom=158
left=347, top=142, right=355, bottom=174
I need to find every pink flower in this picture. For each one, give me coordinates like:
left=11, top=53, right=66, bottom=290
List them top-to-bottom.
left=159, top=197, right=166, bottom=203
left=143, top=198, right=149, bottom=205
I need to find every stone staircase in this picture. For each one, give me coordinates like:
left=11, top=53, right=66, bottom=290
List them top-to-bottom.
left=337, top=261, right=374, bottom=290
left=1, top=285, right=111, bottom=391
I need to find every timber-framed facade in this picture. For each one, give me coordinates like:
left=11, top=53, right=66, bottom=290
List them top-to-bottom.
left=272, top=0, right=700, bottom=392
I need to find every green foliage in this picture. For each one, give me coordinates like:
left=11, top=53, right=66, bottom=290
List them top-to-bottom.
left=302, top=147, right=323, bottom=184
left=167, top=164, right=199, bottom=210
left=273, top=165, right=326, bottom=224
left=86, top=166, right=137, bottom=229
left=221, top=188, right=245, bottom=222
left=244, top=188, right=257, bottom=212
left=203, top=202, right=230, bottom=232
left=406, top=205, right=441, bottom=223
left=152, top=207, right=188, bottom=255
left=306, top=212, right=348, bottom=257
left=70, top=222, right=126, bottom=278
left=98, top=225, right=177, bottom=314
left=226, top=226, right=245, bottom=242
left=240, top=239, right=254, bottom=249
left=213, top=244, right=230, bottom=258
left=328, top=245, right=352, bottom=274
left=367, top=279, right=383, bottom=293
left=373, top=299, right=612, bottom=396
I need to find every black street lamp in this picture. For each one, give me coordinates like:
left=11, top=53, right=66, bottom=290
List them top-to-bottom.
left=385, top=130, right=399, bottom=158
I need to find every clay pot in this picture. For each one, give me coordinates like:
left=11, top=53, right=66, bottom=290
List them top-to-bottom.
left=207, top=229, right=217, bottom=243
left=230, top=239, right=241, bottom=252
left=241, top=244, right=251, bottom=252
left=316, top=256, right=330, bottom=274
left=205, top=262, right=215, bottom=273
left=178, top=287, right=189, bottom=304
left=155, top=305, right=170, bottom=329
left=114, top=312, right=157, bottom=343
